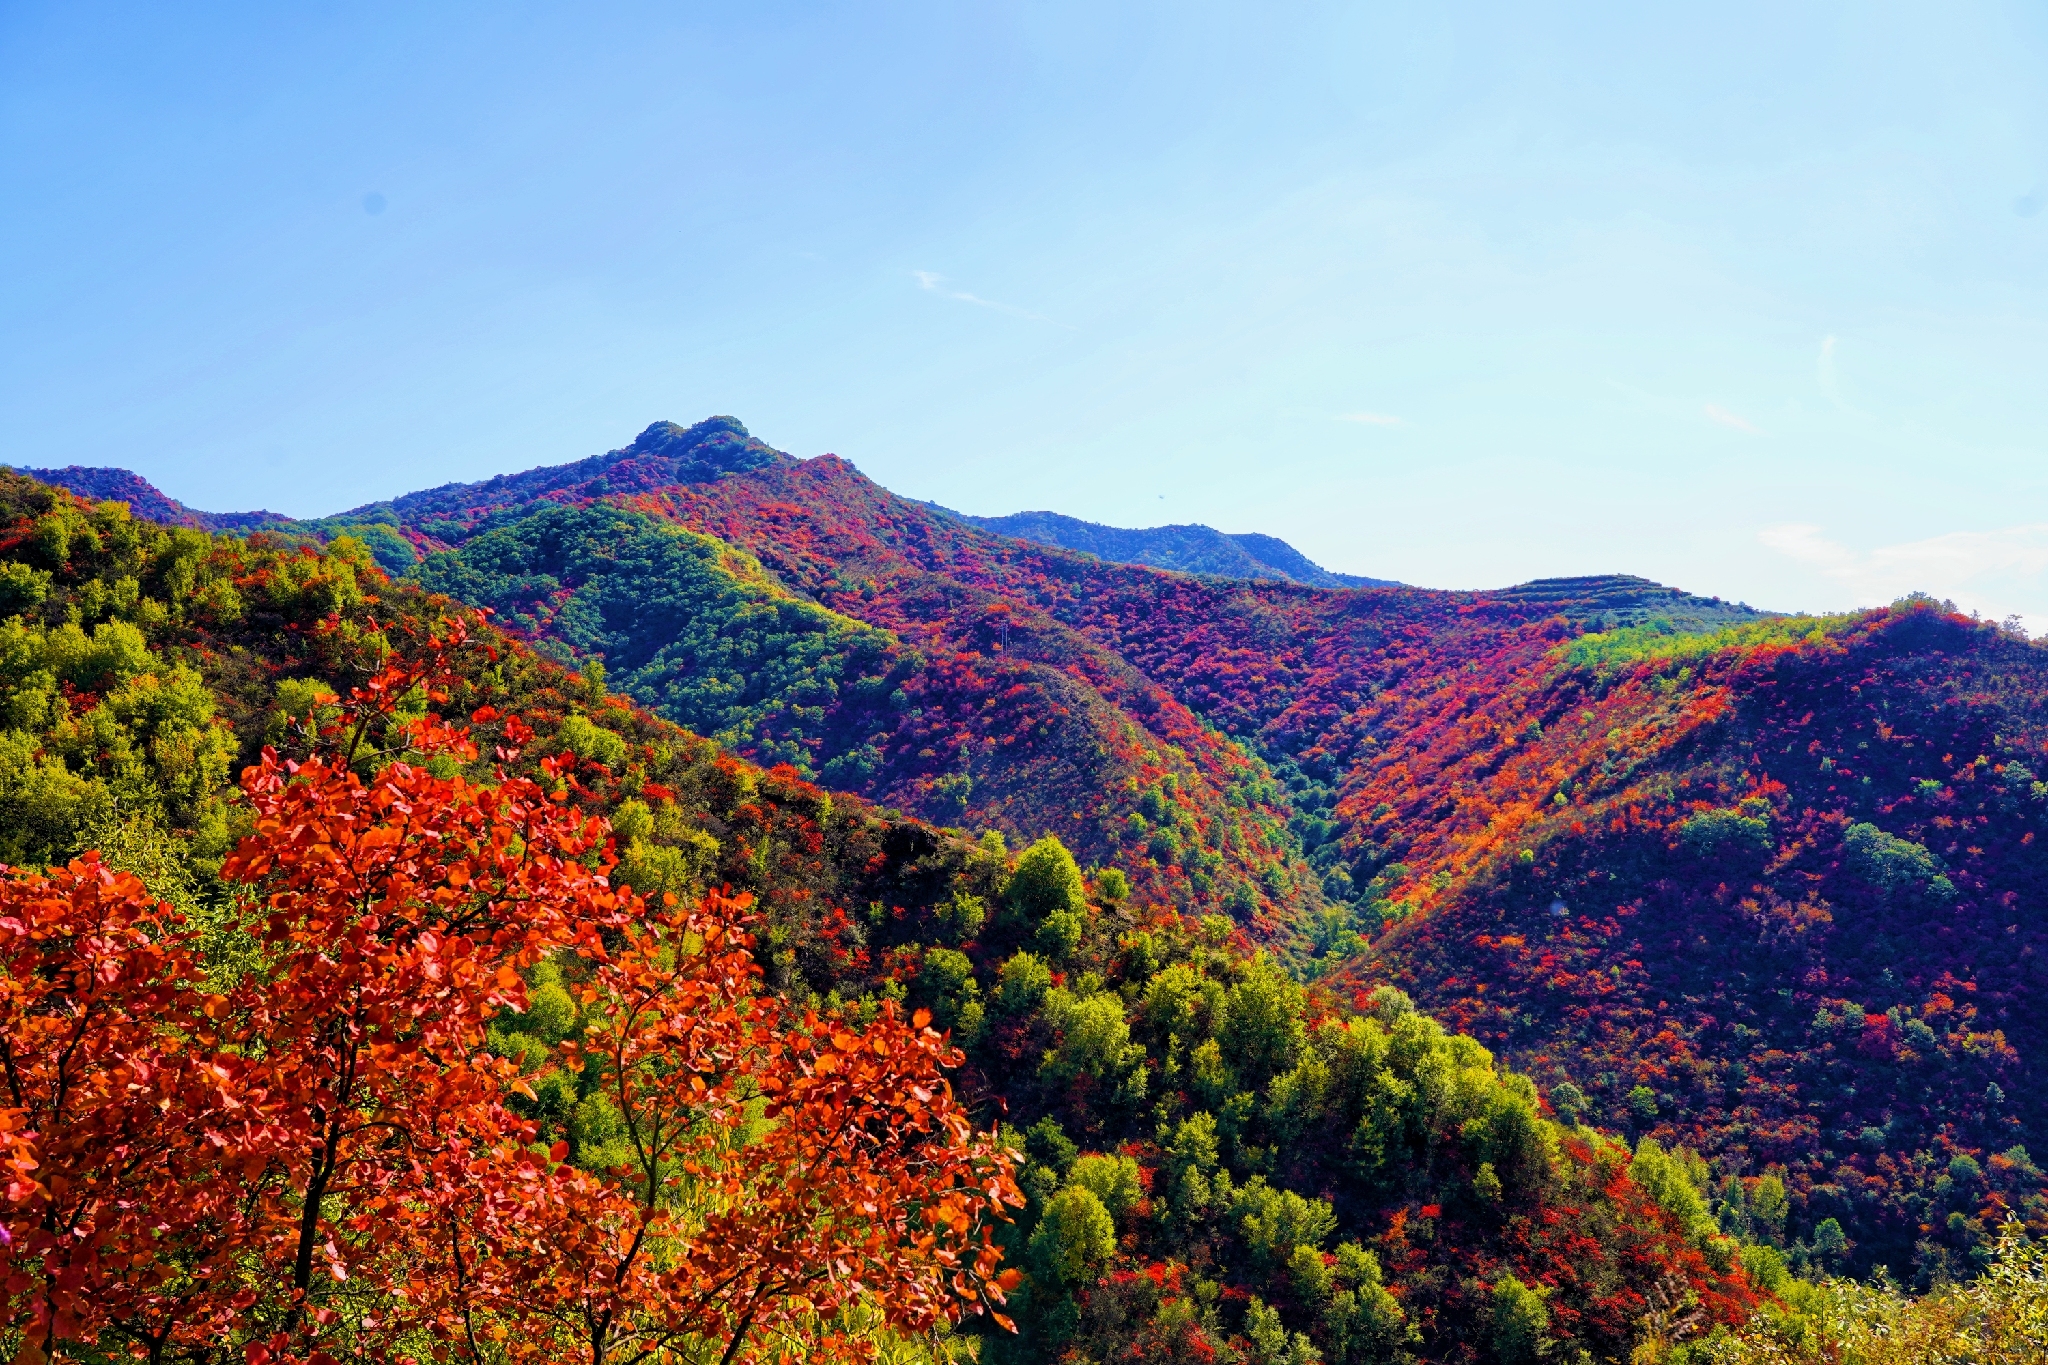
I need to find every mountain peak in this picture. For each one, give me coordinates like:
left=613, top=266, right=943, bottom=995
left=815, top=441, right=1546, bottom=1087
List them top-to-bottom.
left=627, top=415, right=770, bottom=472
left=332, top=417, right=795, bottom=525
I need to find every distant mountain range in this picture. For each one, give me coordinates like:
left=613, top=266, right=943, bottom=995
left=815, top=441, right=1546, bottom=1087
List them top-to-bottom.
left=949, top=508, right=1400, bottom=588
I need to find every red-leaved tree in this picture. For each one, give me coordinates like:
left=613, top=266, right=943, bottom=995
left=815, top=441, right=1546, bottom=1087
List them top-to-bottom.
left=0, top=620, right=1018, bottom=1365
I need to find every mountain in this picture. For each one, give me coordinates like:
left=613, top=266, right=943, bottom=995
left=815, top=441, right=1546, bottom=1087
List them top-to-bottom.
left=24, top=416, right=2048, bottom=1288
left=0, top=467, right=1775, bottom=1363
left=957, top=507, right=1400, bottom=587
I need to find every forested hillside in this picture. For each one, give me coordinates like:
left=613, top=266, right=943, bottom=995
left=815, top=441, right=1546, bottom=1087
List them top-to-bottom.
left=17, top=414, right=2048, bottom=1351
left=0, top=471, right=1779, bottom=1362
left=1331, top=605, right=2048, bottom=1282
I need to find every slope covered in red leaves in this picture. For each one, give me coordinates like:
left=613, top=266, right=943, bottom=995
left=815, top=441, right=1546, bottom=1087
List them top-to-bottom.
left=1324, top=605, right=2048, bottom=1280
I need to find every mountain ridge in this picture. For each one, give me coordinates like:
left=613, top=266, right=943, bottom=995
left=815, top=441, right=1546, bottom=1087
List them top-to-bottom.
left=20, top=432, right=1751, bottom=612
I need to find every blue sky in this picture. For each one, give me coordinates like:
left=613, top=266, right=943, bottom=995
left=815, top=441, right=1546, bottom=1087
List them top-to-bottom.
left=4, top=2, right=2046, bottom=625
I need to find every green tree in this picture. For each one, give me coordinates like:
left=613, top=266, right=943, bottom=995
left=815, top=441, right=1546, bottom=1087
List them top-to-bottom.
left=1842, top=822, right=1954, bottom=900
left=1007, top=834, right=1087, bottom=925
left=994, top=950, right=1053, bottom=1015
left=1219, top=953, right=1308, bottom=1088
left=1041, top=987, right=1147, bottom=1101
left=1547, top=1081, right=1589, bottom=1126
left=1628, top=1085, right=1660, bottom=1124
left=1162, top=1111, right=1225, bottom=1225
left=1629, top=1138, right=1717, bottom=1243
left=1069, top=1153, right=1144, bottom=1226
left=1751, top=1172, right=1790, bottom=1246
left=1231, top=1176, right=1338, bottom=1276
left=1029, top=1186, right=1117, bottom=1287
left=1812, top=1217, right=1851, bottom=1273
left=1324, top=1243, right=1414, bottom=1365
left=1490, top=1274, right=1551, bottom=1364
left=1245, top=1297, right=1323, bottom=1365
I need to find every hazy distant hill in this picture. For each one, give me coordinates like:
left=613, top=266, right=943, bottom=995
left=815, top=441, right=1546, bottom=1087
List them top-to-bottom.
left=959, top=507, right=1400, bottom=587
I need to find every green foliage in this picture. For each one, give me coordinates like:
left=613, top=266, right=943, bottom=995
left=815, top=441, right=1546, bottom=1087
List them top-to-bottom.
left=414, top=501, right=918, bottom=778
left=0, top=561, right=51, bottom=615
left=0, top=613, right=237, bottom=868
left=1561, top=613, right=1859, bottom=676
left=556, top=711, right=630, bottom=770
left=609, top=794, right=721, bottom=905
left=1677, top=806, right=1773, bottom=857
left=1840, top=821, right=1953, bottom=900
left=1008, top=834, right=1087, bottom=925
left=1095, top=866, right=1130, bottom=904
left=936, top=891, right=986, bottom=943
left=1036, top=906, right=1086, bottom=960
left=917, top=946, right=984, bottom=1042
left=994, top=950, right=1053, bottom=1015
left=1218, top=953, right=1307, bottom=1089
left=522, top=960, right=576, bottom=1043
left=1041, top=986, right=1147, bottom=1099
left=1548, top=1081, right=1589, bottom=1126
left=1161, top=1111, right=1224, bottom=1223
left=1025, top=1117, right=1079, bottom=1177
left=1629, top=1138, right=1718, bottom=1244
left=1068, top=1153, right=1143, bottom=1226
left=1749, top=1173, right=1789, bottom=1246
left=1232, top=1176, right=1338, bottom=1274
left=1029, top=1186, right=1117, bottom=1287
left=1810, top=1217, right=1849, bottom=1273
left=1707, top=1222, right=2048, bottom=1363
left=1325, top=1243, right=1415, bottom=1364
left=1489, top=1274, right=1551, bottom=1365
left=1245, top=1296, right=1324, bottom=1365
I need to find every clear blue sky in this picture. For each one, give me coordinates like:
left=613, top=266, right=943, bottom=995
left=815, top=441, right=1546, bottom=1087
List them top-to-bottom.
left=4, top=2, right=2046, bottom=625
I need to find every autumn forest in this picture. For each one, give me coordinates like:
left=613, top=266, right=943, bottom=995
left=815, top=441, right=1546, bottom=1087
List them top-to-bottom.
left=6, top=417, right=2046, bottom=1363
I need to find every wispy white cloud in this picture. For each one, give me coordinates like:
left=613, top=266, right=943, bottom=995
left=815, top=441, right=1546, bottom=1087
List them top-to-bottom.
left=911, top=270, right=1067, bottom=326
left=1703, top=403, right=1760, bottom=435
left=1335, top=411, right=1405, bottom=427
left=1760, top=521, right=2048, bottom=635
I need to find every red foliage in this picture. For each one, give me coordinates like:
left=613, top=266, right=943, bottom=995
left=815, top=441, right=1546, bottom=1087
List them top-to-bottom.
left=0, top=644, right=1019, bottom=1362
